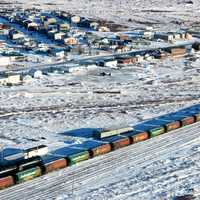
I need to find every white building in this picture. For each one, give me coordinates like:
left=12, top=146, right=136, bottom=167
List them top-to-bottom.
left=0, top=56, right=11, bottom=66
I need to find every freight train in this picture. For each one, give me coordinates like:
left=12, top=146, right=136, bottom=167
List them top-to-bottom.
left=0, top=104, right=200, bottom=190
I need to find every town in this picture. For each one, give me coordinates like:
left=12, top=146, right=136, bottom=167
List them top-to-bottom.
left=0, top=1, right=200, bottom=200
left=0, top=8, right=198, bottom=86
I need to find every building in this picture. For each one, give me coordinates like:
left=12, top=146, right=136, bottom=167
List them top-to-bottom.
left=8, top=29, right=24, bottom=40
left=64, top=37, right=78, bottom=45
left=0, top=56, right=11, bottom=66
left=0, top=74, right=21, bottom=86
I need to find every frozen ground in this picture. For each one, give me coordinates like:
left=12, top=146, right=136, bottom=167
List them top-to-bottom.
left=1, top=0, right=200, bottom=199
left=5, top=0, right=200, bottom=31
left=1, top=54, right=200, bottom=150
left=0, top=122, right=200, bottom=200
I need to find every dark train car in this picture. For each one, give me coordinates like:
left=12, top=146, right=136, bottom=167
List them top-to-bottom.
left=133, top=121, right=165, bottom=138
left=121, top=130, right=149, bottom=144
left=102, top=135, right=130, bottom=150
left=72, top=140, right=112, bottom=157
left=53, top=147, right=90, bottom=166
left=41, top=154, right=67, bottom=174
left=17, top=156, right=42, bottom=171
left=0, top=165, right=17, bottom=178
left=0, top=176, right=14, bottom=190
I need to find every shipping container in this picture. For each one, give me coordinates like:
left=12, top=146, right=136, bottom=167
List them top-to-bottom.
left=178, top=107, right=200, bottom=122
left=172, top=112, right=195, bottom=126
left=157, top=114, right=183, bottom=131
left=147, top=118, right=181, bottom=132
left=134, top=121, right=165, bottom=138
left=94, top=127, right=133, bottom=139
left=121, top=130, right=149, bottom=143
left=102, top=135, right=130, bottom=150
left=71, top=140, right=111, bottom=157
left=91, top=144, right=111, bottom=157
left=24, top=145, right=48, bottom=159
left=53, top=147, right=90, bottom=166
left=68, top=152, right=90, bottom=165
left=41, top=154, right=67, bottom=173
left=0, top=165, right=17, bottom=178
left=15, top=166, right=42, bottom=184
left=0, top=176, right=14, bottom=190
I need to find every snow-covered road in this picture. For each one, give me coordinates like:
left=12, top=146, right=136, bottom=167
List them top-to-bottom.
left=0, top=122, right=200, bottom=200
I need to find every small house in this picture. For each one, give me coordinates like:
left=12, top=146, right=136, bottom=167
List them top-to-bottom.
left=59, top=23, right=70, bottom=32
left=8, top=29, right=24, bottom=40
left=54, top=32, right=66, bottom=41
left=154, top=33, right=174, bottom=42
left=64, top=37, right=78, bottom=45
left=50, top=49, right=65, bottom=59
left=0, top=56, right=11, bottom=66
left=104, top=59, right=118, bottom=68
left=0, top=74, right=21, bottom=86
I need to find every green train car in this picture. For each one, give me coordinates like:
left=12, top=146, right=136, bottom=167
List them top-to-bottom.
left=134, top=121, right=165, bottom=138
left=53, top=147, right=90, bottom=166
left=68, top=151, right=90, bottom=165
left=15, top=166, right=42, bottom=184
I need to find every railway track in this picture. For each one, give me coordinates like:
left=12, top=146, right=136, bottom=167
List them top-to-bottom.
left=0, top=97, right=199, bottom=120
left=0, top=122, right=200, bottom=200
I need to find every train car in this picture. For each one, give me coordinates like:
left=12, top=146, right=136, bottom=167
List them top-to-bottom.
left=178, top=106, right=200, bottom=122
left=172, top=112, right=195, bottom=126
left=156, top=115, right=181, bottom=132
left=148, top=118, right=181, bottom=132
left=133, top=121, right=165, bottom=138
left=94, top=127, right=133, bottom=139
left=121, top=130, right=149, bottom=144
left=102, top=135, right=130, bottom=150
left=72, top=140, right=112, bottom=157
left=24, top=145, right=48, bottom=159
left=53, top=147, right=90, bottom=166
left=41, top=154, right=67, bottom=174
left=18, top=156, right=42, bottom=171
left=0, top=165, right=17, bottom=178
left=15, top=166, right=42, bottom=184
left=0, top=176, right=14, bottom=190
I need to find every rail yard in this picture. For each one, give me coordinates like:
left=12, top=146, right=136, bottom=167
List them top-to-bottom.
left=0, top=0, right=200, bottom=199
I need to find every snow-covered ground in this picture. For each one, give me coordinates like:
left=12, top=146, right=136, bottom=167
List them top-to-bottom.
left=1, top=0, right=200, bottom=199
left=5, top=0, right=200, bottom=31
left=1, top=55, right=200, bottom=150
left=0, top=122, right=200, bottom=200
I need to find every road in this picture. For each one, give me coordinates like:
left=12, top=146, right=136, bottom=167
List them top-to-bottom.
left=0, top=122, right=200, bottom=200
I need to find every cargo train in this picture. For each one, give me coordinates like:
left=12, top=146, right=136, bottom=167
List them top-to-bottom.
left=0, top=104, right=200, bottom=190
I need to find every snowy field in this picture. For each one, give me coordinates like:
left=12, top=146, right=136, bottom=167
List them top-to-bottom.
left=0, top=0, right=200, bottom=199
left=4, top=0, right=200, bottom=31
left=1, top=55, right=200, bottom=150
left=0, top=122, right=200, bottom=200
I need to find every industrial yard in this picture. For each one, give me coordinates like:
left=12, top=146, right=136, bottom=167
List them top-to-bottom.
left=0, top=0, right=200, bottom=200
